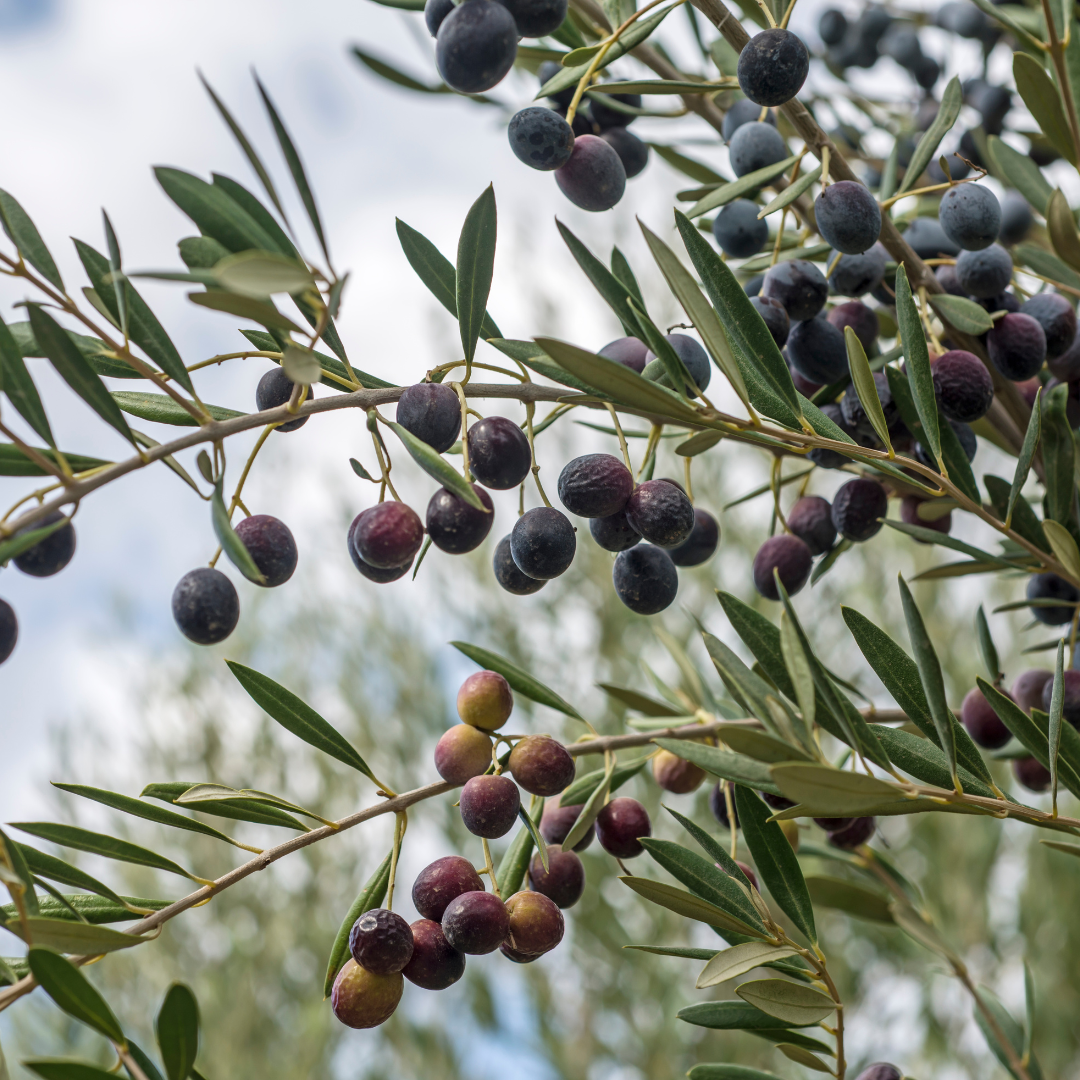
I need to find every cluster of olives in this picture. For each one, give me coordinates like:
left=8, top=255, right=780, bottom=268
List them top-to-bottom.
left=503, top=23, right=808, bottom=213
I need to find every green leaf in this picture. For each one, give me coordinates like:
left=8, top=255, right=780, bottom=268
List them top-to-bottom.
left=538, top=5, right=675, bottom=98
left=1014, top=53, right=1077, bottom=165
left=199, top=75, right=290, bottom=225
left=254, top=76, right=330, bottom=267
left=897, top=77, right=963, bottom=194
left=988, top=136, right=1053, bottom=214
left=649, top=144, right=724, bottom=185
left=687, top=156, right=801, bottom=219
left=757, top=164, right=822, bottom=219
left=154, top=167, right=281, bottom=253
left=212, top=173, right=297, bottom=261
left=456, top=186, right=497, bottom=366
left=1047, top=188, right=1080, bottom=272
left=0, top=189, right=63, bottom=290
left=674, top=211, right=802, bottom=424
left=395, top=220, right=501, bottom=340
left=555, top=220, right=643, bottom=338
left=638, top=220, right=749, bottom=411
left=75, top=240, right=194, bottom=393
left=1014, top=242, right=1080, bottom=291
left=610, top=246, right=644, bottom=310
left=212, top=251, right=312, bottom=297
left=894, top=265, right=940, bottom=470
left=187, top=290, right=303, bottom=333
left=927, top=293, right=994, bottom=335
left=632, top=301, right=700, bottom=398
left=27, top=305, right=134, bottom=445
left=0, top=312, right=53, bottom=445
left=845, top=326, right=892, bottom=452
left=241, top=329, right=391, bottom=391
left=534, top=337, right=703, bottom=425
left=488, top=338, right=602, bottom=397
left=1041, top=383, right=1078, bottom=535
left=1007, top=388, right=1041, bottom=530
left=111, top=392, right=242, bottom=428
left=384, top=420, right=485, bottom=510
left=675, top=430, right=724, bottom=456
left=211, top=480, right=266, bottom=584
left=0, top=515, right=72, bottom=568
left=881, top=518, right=1019, bottom=567
left=1042, top=520, right=1080, bottom=580
left=897, top=576, right=958, bottom=788
left=779, top=610, right=815, bottom=739
left=702, top=633, right=782, bottom=731
left=1049, top=639, right=1065, bottom=813
left=450, top=641, right=583, bottom=720
left=226, top=662, right=376, bottom=780
left=598, top=683, right=682, bottom=716
left=715, top=726, right=812, bottom=763
left=870, top=727, right=998, bottom=799
left=651, top=739, right=781, bottom=795
left=558, top=754, right=650, bottom=806
left=562, top=759, right=612, bottom=853
left=769, top=762, right=907, bottom=815
left=141, top=782, right=307, bottom=831
left=51, top=784, right=249, bottom=853
left=734, top=786, right=816, bottom=943
left=496, top=801, right=543, bottom=899
left=663, top=805, right=756, bottom=890
left=10, top=824, right=194, bottom=880
left=0, top=828, right=37, bottom=917
left=640, top=838, right=767, bottom=934
left=16, top=845, right=131, bottom=909
left=323, top=853, right=392, bottom=998
left=619, top=876, right=768, bottom=938
left=804, top=876, right=893, bottom=923
left=1, top=895, right=167, bottom=926
left=11, top=919, right=147, bottom=953
left=697, top=941, right=801, bottom=987
left=625, top=944, right=718, bottom=960
left=27, top=948, right=124, bottom=1040
left=735, top=979, right=836, bottom=1025
left=156, top=984, right=199, bottom=1080
left=973, top=986, right=1044, bottom=1080
left=677, top=999, right=812, bottom=1030
left=125, top=1043, right=166, bottom=1080
left=777, top=1044, right=833, bottom=1073
left=24, top=1063, right=124, bottom=1080
left=688, top=1068, right=786, bottom=1080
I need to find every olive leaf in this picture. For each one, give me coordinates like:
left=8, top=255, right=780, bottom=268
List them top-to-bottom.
left=1013, top=53, right=1077, bottom=165
left=897, top=76, right=962, bottom=194
left=988, top=137, right=1052, bottom=214
left=687, top=156, right=800, bottom=218
left=757, top=164, right=822, bottom=219
left=456, top=185, right=497, bottom=366
left=0, top=189, right=63, bottom=290
left=556, top=220, right=644, bottom=338
left=893, top=265, right=940, bottom=470
left=927, top=293, right=993, bottom=335
left=844, top=325, right=892, bottom=454
left=384, top=420, right=487, bottom=510
left=211, top=481, right=266, bottom=585
left=1049, top=639, right=1066, bottom=814
left=559, top=754, right=651, bottom=806
left=561, top=757, right=612, bottom=852
left=496, top=800, right=544, bottom=898
left=10, top=823, right=195, bottom=880
left=619, top=876, right=768, bottom=939
left=804, top=876, right=893, bottom=923
left=13, top=919, right=148, bottom=954
left=696, top=942, right=800, bottom=988
left=28, top=949, right=126, bottom=1041
left=735, top=979, right=836, bottom=1025
left=155, top=984, right=199, bottom=1080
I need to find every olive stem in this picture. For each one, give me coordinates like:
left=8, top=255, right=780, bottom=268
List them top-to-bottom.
left=451, top=382, right=474, bottom=484
left=525, top=400, right=553, bottom=507
left=604, top=402, right=633, bottom=473
left=386, top=811, right=407, bottom=911
left=482, top=837, right=500, bottom=900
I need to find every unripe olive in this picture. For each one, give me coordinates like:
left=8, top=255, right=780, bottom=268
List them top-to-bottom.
left=457, top=670, right=514, bottom=730
left=434, top=724, right=493, bottom=785
left=508, top=734, right=576, bottom=796
left=651, top=749, right=706, bottom=794
left=778, top=818, right=799, bottom=852
left=503, top=890, right=565, bottom=959
left=331, top=959, right=404, bottom=1028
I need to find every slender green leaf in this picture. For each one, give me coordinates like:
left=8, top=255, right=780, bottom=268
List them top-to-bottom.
left=1014, top=53, right=1077, bottom=165
left=199, top=74, right=290, bottom=224
left=254, top=75, right=330, bottom=266
left=898, top=77, right=963, bottom=193
left=988, top=137, right=1053, bottom=214
left=648, top=144, right=725, bottom=185
left=687, top=156, right=800, bottom=218
left=757, top=165, right=822, bottom=219
left=154, top=167, right=281, bottom=253
left=211, top=174, right=297, bottom=260
left=456, top=185, right=497, bottom=366
left=1048, top=188, right=1080, bottom=271
left=0, top=189, right=63, bottom=290
left=100, top=211, right=128, bottom=341
left=675, top=211, right=802, bottom=423
left=395, top=220, right=501, bottom=339
left=556, top=220, right=643, bottom=338
left=638, top=220, right=749, bottom=410
left=1014, top=242, right=1080, bottom=291
left=610, top=246, right=644, bottom=309
left=213, top=250, right=312, bottom=297
left=894, top=265, right=939, bottom=469
left=188, top=290, right=302, bottom=333
left=927, top=293, right=994, bottom=335
left=27, top=306, right=134, bottom=444
left=0, top=312, right=53, bottom=445
left=845, top=326, right=891, bottom=452
left=241, top=329, right=391, bottom=391
left=533, top=337, right=703, bottom=425
left=488, top=338, right=602, bottom=396
left=1041, top=382, right=1078, bottom=535
left=1008, top=388, right=1041, bottom=529
left=111, top=392, right=242, bottom=428
left=385, top=419, right=486, bottom=511
left=676, top=430, right=724, bottom=456
left=211, top=480, right=266, bottom=584
left=0, top=515, right=72, bottom=568
left=881, top=519, right=1021, bottom=567
left=1043, top=519, right=1080, bottom=580
left=897, top=576, right=958, bottom=787
left=976, top=605, right=1002, bottom=683
left=779, top=610, right=815, bottom=740
left=1049, top=639, right=1065, bottom=813
left=450, top=641, right=583, bottom=719
left=226, top=662, right=376, bottom=779
left=598, top=683, right=682, bottom=717
left=716, top=726, right=812, bottom=763
left=872, top=726, right=998, bottom=798
left=652, top=738, right=781, bottom=794
left=559, top=754, right=650, bottom=806
left=562, top=759, right=612, bottom=853
left=769, top=762, right=907, bottom=815
left=141, top=782, right=306, bottom=831
left=51, top=784, right=249, bottom=852
left=734, top=786, right=816, bottom=943
left=496, top=801, right=543, bottom=899
left=663, top=806, right=755, bottom=890
left=10, top=824, right=193, bottom=880
left=640, top=837, right=766, bottom=932
left=17, top=845, right=130, bottom=909
left=804, top=875, right=892, bottom=923
left=619, top=876, right=768, bottom=938
left=1, top=895, right=167, bottom=926
left=12, top=919, right=147, bottom=954
left=697, top=941, right=800, bottom=987
left=625, top=944, right=718, bottom=960
left=27, top=949, right=124, bottom=1040
left=735, top=979, right=836, bottom=1025
left=156, top=984, right=199, bottom=1080
left=973, top=985, right=1044, bottom=1080
left=677, top=999, right=811, bottom=1030
left=125, top=1043, right=166, bottom=1080
left=777, top=1044, right=833, bottom=1073
left=24, top=1063, right=122, bottom=1080
left=689, top=1067, right=785, bottom=1080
